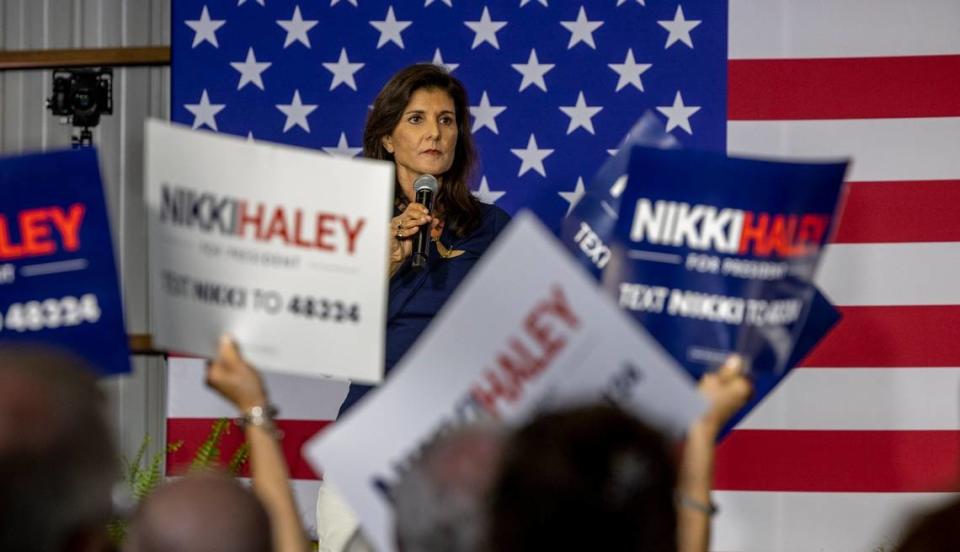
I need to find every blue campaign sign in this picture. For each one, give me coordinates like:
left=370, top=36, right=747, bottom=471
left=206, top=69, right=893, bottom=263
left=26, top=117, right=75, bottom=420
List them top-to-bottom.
left=559, top=119, right=845, bottom=435
left=561, top=139, right=842, bottom=367
left=606, top=146, right=847, bottom=378
left=0, top=148, right=130, bottom=376
left=561, top=175, right=841, bottom=393
left=719, top=289, right=841, bottom=437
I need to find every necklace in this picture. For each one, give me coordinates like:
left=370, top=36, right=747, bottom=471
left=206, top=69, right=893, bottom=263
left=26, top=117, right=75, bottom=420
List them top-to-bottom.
left=430, top=220, right=464, bottom=259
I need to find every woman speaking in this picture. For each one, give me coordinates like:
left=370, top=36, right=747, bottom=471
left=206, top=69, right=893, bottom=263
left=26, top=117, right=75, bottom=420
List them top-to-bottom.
left=338, top=63, right=510, bottom=414
left=317, top=64, right=510, bottom=551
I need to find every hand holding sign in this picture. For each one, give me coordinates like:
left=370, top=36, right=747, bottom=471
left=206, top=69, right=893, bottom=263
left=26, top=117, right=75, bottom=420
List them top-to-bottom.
left=563, top=113, right=845, bottom=373
left=605, top=146, right=847, bottom=378
left=305, top=212, right=704, bottom=552
left=206, top=335, right=268, bottom=413
left=696, top=355, right=753, bottom=434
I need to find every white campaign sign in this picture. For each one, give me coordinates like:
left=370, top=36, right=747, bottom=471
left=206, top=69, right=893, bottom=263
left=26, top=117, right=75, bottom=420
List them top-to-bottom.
left=145, top=120, right=393, bottom=382
left=304, top=212, right=704, bottom=552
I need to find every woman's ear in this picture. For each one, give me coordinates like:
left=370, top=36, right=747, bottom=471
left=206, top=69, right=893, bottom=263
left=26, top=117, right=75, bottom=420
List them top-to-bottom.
left=382, top=135, right=394, bottom=154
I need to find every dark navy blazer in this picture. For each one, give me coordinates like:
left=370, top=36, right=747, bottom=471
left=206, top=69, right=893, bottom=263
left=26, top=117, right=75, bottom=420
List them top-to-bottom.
left=338, top=203, right=511, bottom=415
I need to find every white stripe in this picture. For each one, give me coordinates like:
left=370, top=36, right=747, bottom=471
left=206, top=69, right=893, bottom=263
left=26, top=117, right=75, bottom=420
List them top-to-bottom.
left=729, top=0, right=960, bottom=59
left=727, top=118, right=960, bottom=182
left=816, top=242, right=960, bottom=306
left=627, top=249, right=683, bottom=264
left=19, top=258, right=89, bottom=276
left=167, top=357, right=349, bottom=419
left=737, top=368, right=960, bottom=430
left=713, top=491, right=956, bottom=552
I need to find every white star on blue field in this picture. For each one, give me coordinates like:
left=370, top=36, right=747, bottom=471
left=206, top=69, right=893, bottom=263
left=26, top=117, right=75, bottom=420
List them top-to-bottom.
left=173, top=0, right=726, bottom=225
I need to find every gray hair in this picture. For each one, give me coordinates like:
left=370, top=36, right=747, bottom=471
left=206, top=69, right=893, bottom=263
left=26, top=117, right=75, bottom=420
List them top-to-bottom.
left=393, top=425, right=503, bottom=552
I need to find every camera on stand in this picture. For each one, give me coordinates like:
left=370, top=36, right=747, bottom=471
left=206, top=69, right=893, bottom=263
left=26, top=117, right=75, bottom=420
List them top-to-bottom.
left=46, top=68, right=113, bottom=148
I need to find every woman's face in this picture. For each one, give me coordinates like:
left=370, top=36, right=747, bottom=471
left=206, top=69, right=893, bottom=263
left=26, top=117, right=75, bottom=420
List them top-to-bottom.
left=382, top=87, right=458, bottom=201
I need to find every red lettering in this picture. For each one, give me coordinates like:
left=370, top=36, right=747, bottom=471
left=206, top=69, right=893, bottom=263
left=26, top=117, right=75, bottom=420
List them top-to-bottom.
left=236, top=201, right=264, bottom=239
left=48, top=203, right=85, bottom=252
left=0, top=204, right=87, bottom=260
left=235, top=204, right=368, bottom=255
left=262, top=207, right=290, bottom=243
left=19, top=208, right=55, bottom=256
left=291, top=210, right=312, bottom=248
left=738, top=211, right=832, bottom=258
left=738, top=212, right=770, bottom=256
left=315, top=214, right=336, bottom=252
left=766, top=215, right=791, bottom=257
left=0, top=216, right=23, bottom=259
left=341, top=217, right=365, bottom=255
left=468, top=285, right=582, bottom=419
left=544, top=286, right=580, bottom=329
left=525, top=312, right=564, bottom=360
left=499, top=338, right=542, bottom=381
left=470, top=370, right=521, bottom=420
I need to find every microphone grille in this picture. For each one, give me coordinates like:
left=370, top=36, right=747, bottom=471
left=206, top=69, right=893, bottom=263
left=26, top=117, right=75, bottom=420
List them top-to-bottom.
left=413, top=174, right=439, bottom=194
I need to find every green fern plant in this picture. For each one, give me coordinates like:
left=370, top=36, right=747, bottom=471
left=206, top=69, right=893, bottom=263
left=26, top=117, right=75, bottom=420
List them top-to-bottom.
left=188, top=417, right=251, bottom=474
left=107, top=418, right=250, bottom=545
left=190, top=418, right=228, bottom=472
left=107, top=436, right=183, bottom=543
left=228, top=440, right=251, bottom=475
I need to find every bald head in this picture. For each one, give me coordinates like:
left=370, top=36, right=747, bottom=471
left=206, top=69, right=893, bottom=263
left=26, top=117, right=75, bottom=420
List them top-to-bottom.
left=126, top=473, right=271, bottom=552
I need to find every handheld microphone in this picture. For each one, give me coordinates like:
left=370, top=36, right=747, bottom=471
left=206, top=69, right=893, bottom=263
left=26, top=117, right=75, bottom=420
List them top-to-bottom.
left=412, top=174, right=438, bottom=270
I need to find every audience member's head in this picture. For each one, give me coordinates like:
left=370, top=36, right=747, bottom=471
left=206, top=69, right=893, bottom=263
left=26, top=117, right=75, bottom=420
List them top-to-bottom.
left=0, top=345, right=117, bottom=552
left=489, top=404, right=678, bottom=552
left=393, top=425, right=504, bottom=552
left=124, top=472, right=271, bottom=552
left=895, top=497, right=960, bottom=552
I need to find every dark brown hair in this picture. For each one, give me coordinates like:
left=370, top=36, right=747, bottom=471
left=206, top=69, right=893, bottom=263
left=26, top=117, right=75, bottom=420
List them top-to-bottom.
left=364, top=63, right=483, bottom=238
left=0, top=345, right=117, bottom=552
left=490, top=404, right=678, bottom=552
left=896, top=497, right=960, bottom=552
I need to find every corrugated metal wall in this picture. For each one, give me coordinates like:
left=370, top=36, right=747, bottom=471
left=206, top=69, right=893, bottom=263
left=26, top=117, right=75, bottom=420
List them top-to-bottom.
left=0, top=0, right=171, bottom=462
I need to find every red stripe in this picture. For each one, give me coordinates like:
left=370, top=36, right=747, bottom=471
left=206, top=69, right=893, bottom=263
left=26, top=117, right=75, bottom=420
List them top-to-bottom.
left=728, top=55, right=960, bottom=120
left=833, top=180, right=960, bottom=243
left=800, top=306, right=960, bottom=368
left=166, top=418, right=331, bottom=480
left=715, top=429, right=960, bottom=492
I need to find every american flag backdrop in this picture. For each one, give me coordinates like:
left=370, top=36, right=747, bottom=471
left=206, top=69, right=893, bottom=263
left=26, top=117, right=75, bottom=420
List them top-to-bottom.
left=166, top=0, right=960, bottom=549
left=170, top=0, right=726, bottom=221
left=712, top=1, right=960, bottom=550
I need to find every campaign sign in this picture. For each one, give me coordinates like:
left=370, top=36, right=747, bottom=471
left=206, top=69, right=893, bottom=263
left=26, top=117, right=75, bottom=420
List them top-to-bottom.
left=561, top=111, right=678, bottom=280
left=560, top=119, right=844, bottom=432
left=145, top=120, right=392, bottom=382
left=605, top=146, right=847, bottom=377
left=0, top=148, right=130, bottom=376
left=305, top=212, right=704, bottom=552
